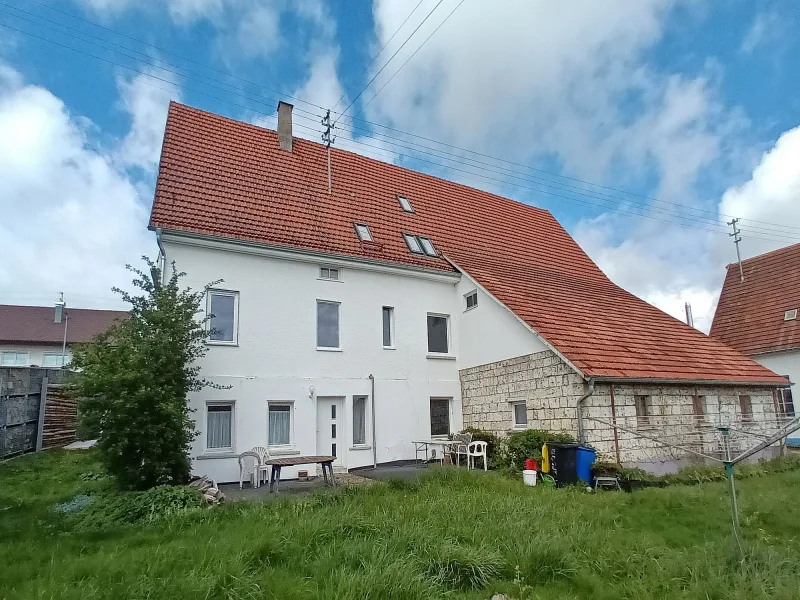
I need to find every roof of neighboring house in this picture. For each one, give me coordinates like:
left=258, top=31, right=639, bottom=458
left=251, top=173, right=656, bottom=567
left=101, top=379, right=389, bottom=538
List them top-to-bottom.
left=149, top=102, right=786, bottom=385
left=710, top=242, right=800, bottom=356
left=0, top=305, right=127, bottom=345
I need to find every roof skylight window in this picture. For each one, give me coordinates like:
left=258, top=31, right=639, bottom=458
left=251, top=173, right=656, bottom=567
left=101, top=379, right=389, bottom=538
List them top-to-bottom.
left=398, top=195, right=414, bottom=213
left=354, top=223, right=373, bottom=242
left=403, top=233, right=423, bottom=254
left=419, top=237, right=438, bottom=257
left=785, top=309, right=798, bottom=321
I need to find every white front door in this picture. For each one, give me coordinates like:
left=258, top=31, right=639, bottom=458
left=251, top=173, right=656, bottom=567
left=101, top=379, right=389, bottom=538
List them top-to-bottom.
left=316, top=397, right=344, bottom=469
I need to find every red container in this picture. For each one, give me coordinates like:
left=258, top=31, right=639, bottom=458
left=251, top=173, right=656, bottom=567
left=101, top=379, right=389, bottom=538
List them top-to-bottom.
left=525, top=458, right=538, bottom=471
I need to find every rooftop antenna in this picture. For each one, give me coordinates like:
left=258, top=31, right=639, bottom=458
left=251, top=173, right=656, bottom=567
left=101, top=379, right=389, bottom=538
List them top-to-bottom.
left=321, top=109, right=336, bottom=194
left=727, top=218, right=744, bottom=283
left=684, top=302, right=694, bottom=328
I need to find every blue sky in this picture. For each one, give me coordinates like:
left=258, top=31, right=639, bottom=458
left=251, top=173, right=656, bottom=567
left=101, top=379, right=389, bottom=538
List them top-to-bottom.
left=1, top=0, right=799, bottom=330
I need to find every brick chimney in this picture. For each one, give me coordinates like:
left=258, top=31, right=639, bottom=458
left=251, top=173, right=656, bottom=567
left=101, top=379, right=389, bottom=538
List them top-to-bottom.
left=277, top=101, right=293, bottom=152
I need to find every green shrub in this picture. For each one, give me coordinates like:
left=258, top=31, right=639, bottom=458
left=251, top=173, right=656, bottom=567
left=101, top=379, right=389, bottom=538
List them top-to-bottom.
left=505, top=429, right=575, bottom=470
left=591, top=460, right=622, bottom=478
left=72, top=484, right=204, bottom=530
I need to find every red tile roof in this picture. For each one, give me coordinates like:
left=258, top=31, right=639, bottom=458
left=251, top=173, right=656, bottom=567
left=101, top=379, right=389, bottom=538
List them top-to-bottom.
left=149, top=102, right=785, bottom=385
left=710, top=243, right=800, bottom=356
left=0, top=305, right=127, bottom=345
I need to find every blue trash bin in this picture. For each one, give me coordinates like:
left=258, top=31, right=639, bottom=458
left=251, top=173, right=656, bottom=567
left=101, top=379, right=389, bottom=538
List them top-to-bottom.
left=576, top=446, right=596, bottom=484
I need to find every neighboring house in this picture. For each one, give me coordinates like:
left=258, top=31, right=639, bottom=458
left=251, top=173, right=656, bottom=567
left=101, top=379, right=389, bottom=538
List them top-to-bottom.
left=149, top=101, right=788, bottom=481
left=710, top=243, right=798, bottom=440
left=0, top=305, right=126, bottom=368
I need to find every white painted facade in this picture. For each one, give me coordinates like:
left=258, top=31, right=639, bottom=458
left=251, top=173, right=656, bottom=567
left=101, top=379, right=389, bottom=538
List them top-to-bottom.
left=163, top=234, right=471, bottom=482
left=0, top=344, right=71, bottom=368
left=753, top=349, right=800, bottom=394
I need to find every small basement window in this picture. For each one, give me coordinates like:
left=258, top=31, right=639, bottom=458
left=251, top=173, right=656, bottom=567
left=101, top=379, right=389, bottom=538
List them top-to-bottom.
left=398, top=195, right=414, bottom=213
left=354, top=223, right=373, bottom=242
left=403, top=233, right=423, bottom=254
left=419, top=237, right=438, bottom=257
left=320, top=267, right=340, bottom=281
left=465, top=290, right=478, bottom=311
left=785, top=309, right=798, bottom=321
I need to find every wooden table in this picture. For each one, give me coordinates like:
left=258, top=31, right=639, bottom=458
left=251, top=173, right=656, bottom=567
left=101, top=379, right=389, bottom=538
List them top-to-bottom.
left=262, top=455, right=337, bottom=492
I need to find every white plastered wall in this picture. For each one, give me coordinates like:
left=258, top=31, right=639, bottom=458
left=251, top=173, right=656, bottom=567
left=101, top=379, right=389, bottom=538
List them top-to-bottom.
left=0, top=344, right=70, bottom=367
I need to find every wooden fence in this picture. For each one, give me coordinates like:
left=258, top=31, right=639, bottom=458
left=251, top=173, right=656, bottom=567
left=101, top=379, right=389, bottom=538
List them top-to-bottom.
left=0, top=367, right=71, bottom=459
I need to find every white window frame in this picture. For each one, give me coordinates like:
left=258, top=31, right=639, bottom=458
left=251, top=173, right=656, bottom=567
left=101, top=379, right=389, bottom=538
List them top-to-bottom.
left=397, top=195, right=414, bottom=213
left=354, top=223, right=373, bottom=242
left=403, top=233, right=424, bottom=255
left=418, top=236, right=438, bottom=257
left=319, top=266, right=341, bottom=281
left=207, top=289, right=240, bottom=345
left=464, top=290, right=478, bottom=311
left=316, top=299, right=342, bottom=351
left=382, top=306, right=395, bottom=349
left=784, top=309, right=797, bottom=321
left=426, top=313, right=451, bottom=356
left=1, top=351, right=29, bottom=366
left=42, top=352, right=70, bottom=368
left=351, top=395, right=369, bottom=448
left=429, top=397, right=452, bottom=438
left=205, top=401, right=235, bottom=453
left=267, top=401, right=295, bottom=449
left=511, top=401, right=528, bottom=429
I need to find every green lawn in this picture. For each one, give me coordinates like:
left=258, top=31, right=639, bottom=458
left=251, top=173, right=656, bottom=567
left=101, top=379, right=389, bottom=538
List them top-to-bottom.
left=2, top=451, right=800, bottom=599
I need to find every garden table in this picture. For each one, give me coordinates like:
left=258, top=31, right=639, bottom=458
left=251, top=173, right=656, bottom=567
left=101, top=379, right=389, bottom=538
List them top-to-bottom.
left=412, top=439, right=458, bottom=466
left=262, top=455, right=336, bottom=492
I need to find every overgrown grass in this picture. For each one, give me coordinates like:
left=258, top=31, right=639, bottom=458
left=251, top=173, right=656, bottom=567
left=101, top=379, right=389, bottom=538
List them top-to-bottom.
left=2, top=450, right=800, bottom=599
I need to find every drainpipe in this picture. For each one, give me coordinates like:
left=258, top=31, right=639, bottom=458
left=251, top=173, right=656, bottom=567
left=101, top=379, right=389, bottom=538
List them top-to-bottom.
left=155, top=228, right=167, bottom=285
left=369, top=374, right=377, bottom=468
left=576, top=378, right=596, bottom=445
left=609, top=384, right=621, bottom=463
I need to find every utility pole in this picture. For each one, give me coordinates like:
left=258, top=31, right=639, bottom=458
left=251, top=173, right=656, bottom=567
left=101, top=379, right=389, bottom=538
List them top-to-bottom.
left=321, top=109, right=336, bottom=194
left=727, top=218, right=744, bottom=283
left=54, top=292, right=68, bottom=368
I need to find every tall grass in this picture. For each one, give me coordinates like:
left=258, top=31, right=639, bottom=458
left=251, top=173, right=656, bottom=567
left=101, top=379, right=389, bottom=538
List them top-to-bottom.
left=1, top=450, right=799, bottom=599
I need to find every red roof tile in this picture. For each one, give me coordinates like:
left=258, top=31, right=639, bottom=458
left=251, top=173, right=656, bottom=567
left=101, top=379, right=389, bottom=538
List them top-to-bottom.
left=149, top=102, right=785, bottom=385
left=710, top=243, right=800, bottom=356
left=0, top=305, right=127, bottom=344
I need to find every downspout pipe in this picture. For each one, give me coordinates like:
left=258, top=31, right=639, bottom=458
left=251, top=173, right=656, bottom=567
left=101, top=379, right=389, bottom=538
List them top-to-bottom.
left=155, top=227, right=167, bottom=285
left=369, top=374, right=377, bottom=468
left=576, top=378, right=596, bottom=445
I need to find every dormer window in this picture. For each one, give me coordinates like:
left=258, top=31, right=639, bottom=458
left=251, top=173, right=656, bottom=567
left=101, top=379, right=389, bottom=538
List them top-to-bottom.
left=398, top=195, right=414, bottom=213
left=354, top=223, right=373, bottom=242
left=403, top=233, right=423, bottom=254
left=785, top=309, right=798, bottom=321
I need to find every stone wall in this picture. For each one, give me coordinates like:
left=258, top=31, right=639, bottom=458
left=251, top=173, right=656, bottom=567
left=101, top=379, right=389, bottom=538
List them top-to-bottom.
left=459, top=351, right=782, bottom=471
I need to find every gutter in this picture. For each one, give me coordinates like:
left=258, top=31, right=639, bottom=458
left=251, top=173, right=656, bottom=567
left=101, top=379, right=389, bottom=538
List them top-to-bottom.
left=369, top=374, right=377, bottom=469
left=591, top=376, right=789, bottom=388
left=576, top=378, right=595, bottom=445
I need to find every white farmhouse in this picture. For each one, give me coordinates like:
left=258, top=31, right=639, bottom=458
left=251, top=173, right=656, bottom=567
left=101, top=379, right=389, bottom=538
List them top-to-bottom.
left=149, top=102, right=789, bottom=482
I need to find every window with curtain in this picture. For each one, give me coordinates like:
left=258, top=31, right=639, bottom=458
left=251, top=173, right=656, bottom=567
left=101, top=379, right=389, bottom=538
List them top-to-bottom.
left=208, top=291, right=238, bottom=343
left=317, top=301, right=340, bottom=348
left=353, top=396, right=367, bottom=445
left=429, top=398, right=450, bottom=437
left=206, top=404, right=233, bottom=450
left=268, top=404, right=291, bottom=446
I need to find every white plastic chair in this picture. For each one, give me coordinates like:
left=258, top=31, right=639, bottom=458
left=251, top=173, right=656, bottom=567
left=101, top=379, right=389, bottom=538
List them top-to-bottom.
left=452, top=433, right=472, bottom=467
left=467, top=441, right=488, bottom=471
left=250, top=446, right=271, bottom=486
left=238, top=452, right=260, bottom=489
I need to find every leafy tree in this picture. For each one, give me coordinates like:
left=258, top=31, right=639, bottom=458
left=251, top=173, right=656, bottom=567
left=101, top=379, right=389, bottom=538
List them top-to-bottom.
left=71, top=257, right=220, bottom=490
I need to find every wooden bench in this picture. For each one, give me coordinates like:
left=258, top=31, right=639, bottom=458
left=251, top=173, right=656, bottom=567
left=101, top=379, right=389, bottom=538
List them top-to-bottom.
left=262, top=455, right=337, bottom=493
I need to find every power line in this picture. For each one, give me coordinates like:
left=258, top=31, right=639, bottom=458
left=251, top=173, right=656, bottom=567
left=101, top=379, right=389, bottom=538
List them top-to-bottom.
left=7, top=0, right=798, bottom=237
left=331, top=0, right=425, bottom=112
left=333, top=0, right=445, bottom=125
left=353, top=0, right=467, bottom=120
left=3, top=15, right=798, bottom=244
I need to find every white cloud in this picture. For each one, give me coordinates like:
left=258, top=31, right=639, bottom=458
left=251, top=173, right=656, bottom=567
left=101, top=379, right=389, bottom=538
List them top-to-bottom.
left=76, top=0, right=223, bottom=22
left=235, top=2, right=282, bottom=58
left=740, top=10, right=780, bottom=54
left=0, top=63, right=155, bottom=309
left=115, top=68, right=180, bottom=171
